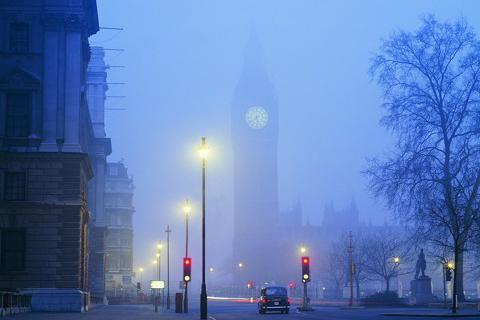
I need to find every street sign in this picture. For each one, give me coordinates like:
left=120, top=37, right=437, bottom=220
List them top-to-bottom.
left=150, top=280, right=165, bottom=289
left=179, top=281, right=186, bottom=289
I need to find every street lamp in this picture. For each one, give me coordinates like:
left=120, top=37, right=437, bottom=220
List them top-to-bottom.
left=198, top=137, right=209, bottom=319
left=184, top=199, right=191, bottom=313
left=165, top=226, right=172, bottom=309
left=300, top=247, right=307, bottom=254
left=393, top=256, right=400, bottom=297
left=152, top=260, right=157, bottom=287
left=238, top=263, right=243, bottom=268
left=139, top=267, right=144, bottom=290
left=210, top=268, right=214, bottom=273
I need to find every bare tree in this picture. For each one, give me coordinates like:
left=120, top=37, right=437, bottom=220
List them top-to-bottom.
left=366, top=15, right=480, bottom=312
left=360, top=227, right=412, bottom=292
left=330, top=232, right=369, bottom=298
left=321, top=249, right=346, bottom=299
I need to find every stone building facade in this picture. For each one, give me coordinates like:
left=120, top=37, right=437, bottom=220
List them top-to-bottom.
left=0, top=0, right=99, bottom=312
left=86, top=47, right=111, bottom=303
left=104, top=162, right=135, bottom=299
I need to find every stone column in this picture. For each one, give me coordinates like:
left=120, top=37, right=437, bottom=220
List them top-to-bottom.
left=39, top=16, right=60, bottom=151
left=62, top=16, right=83, bottom=153
left=95, top=155, right=106, bottom=226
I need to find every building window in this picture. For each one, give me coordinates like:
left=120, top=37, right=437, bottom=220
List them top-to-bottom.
left=10, top=23, right=29, bottom=52
left=5, top=93, right=31, bottom=138
left=109, top=166, right=118, bottom=176
left=4, top=172, right=26, bottom=201
left=0, top=230, right=26, bottom=271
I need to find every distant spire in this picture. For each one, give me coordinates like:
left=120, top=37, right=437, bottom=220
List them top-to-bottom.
left=239, top=26, right=271, bottom=88
left=306, top=217, right=311, bottom=227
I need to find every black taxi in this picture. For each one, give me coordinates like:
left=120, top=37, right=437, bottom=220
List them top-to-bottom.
left=258, top=286, right=290, bottom=314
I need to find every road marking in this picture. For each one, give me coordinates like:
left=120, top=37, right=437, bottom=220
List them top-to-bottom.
left=208, top=316, right=217, bottom=320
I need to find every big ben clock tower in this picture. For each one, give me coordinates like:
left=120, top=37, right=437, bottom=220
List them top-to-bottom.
left=232, top=29, right=281, bottom=284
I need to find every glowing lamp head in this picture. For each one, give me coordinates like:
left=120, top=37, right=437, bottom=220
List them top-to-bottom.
left=198, top=137, right=209, bottom=159
left=184, top=199, right=191, bottom=214
left=157, top=243, right=163, bottom=250
left=300, top=247, right=306, bottom=254
left=156, top=253, right=160, bottom=258
left=394, top=257, right=400, bottom=264
left=153, top=260, right=157, bottom=265
left=447, top=261, right=454, bottom=269
left=238, top=263, right=243, bottom=268
left=139, top=267, right=144, bottom=272
left=210, top=268, right=214, bottom=273
left=184, top=276, right=190, bottom=282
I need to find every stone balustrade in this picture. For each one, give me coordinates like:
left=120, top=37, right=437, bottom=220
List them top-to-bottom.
left=0, top=291, right=31, bottom=316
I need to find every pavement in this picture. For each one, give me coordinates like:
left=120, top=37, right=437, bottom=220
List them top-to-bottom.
left=4, top=298, right=480, bottom=320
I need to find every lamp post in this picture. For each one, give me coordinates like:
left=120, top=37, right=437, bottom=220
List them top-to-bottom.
left=198, top=137, right=209, bottom=319
left=184, top=199, right=191, bottom=313
left=165, top=226, right=171, bottom=309
left=348, top=231, right=354, bottom=307
left=156, top=242, right=163, bottom=306
left=394, top=256, right=400, bottom=298
left=152, top=260, right=157, bottom=280
left=153, top=260, right=157, bottom=311
left=139, top=267, right=144, bottom=290
left=209, top=268, right=214, bottom=293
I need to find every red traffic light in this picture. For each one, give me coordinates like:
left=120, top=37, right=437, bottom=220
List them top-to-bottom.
left=301, top=256, right=310, bottom=282
left=184, top=257, right=192, bottom=282
left=289, top=283, right=294, bottom=288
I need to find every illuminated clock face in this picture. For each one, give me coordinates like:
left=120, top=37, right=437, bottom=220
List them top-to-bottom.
left=245, top=107, right=268, bottom=129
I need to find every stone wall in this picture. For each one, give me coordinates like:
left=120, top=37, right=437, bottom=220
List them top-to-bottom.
left=0, top=152, right=92, bottom=311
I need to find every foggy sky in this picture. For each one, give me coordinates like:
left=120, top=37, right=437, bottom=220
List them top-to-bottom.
left=90, top=0, right=480, bottom=285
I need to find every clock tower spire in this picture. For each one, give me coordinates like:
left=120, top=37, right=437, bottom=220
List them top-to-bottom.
left=231, top=28, right=280, bottom=284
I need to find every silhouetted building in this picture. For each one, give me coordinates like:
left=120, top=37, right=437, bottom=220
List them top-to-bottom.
left=0, top=0, right=99, bottom=312
left=231, top=28, right=284, bottom=284
left=231, top=29, right=365, bottom=288
left=86, top=47, right=112, bottom=304
left=104, top=162, right=135, bottom=299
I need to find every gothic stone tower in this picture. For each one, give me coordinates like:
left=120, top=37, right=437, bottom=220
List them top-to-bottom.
left=232, top=29, right=281, bottom=285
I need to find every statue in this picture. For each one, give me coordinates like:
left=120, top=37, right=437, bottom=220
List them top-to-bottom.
left=414, top=248, right=426, bottom=279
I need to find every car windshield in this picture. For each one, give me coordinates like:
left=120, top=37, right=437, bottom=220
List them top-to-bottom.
left=265, top=287, right=287, bottom=296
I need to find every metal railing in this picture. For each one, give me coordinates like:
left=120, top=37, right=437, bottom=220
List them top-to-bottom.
left=0, top=291, right=31, bottom=316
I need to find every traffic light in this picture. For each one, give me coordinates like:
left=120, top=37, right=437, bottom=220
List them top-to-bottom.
left=302, top=256, right=310, bottom=282
left=184, top=257, right=192, bottom=282
left=445, top=267, right=452, bottom=282
left=247, top=281, right=251, bottom=289
left=136, top=282, right=141, bottom=292
left=289, top=283, right=294, bottom=289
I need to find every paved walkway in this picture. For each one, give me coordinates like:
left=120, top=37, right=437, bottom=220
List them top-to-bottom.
left=5, top=305, right=187, bottom=320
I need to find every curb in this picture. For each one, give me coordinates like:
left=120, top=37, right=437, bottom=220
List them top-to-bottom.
left=381, top=313, right=480, bottom=318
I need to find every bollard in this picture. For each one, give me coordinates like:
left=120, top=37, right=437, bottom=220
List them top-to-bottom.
left=175, top=293, right=183, bottom=313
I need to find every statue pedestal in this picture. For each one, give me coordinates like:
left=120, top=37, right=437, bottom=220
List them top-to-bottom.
left=410, top=276, right=436, bottom=305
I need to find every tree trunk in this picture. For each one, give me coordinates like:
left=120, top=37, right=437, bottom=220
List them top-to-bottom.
left=452, top=243, right=459, bottom=313
left=456, top=245, right=466, bottom=302
left=355, top=276, right=361, bottom=298
left=386, top=278, right=390, bottom=292
left=334, top=282, right=340, bottom=299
